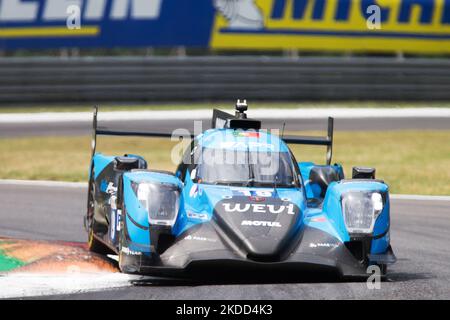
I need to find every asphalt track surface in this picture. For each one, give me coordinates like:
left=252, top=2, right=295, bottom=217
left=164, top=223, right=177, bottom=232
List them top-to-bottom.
left=1, top=117, right=450, bottom=137
left=1, top=183, right=449, bottom=299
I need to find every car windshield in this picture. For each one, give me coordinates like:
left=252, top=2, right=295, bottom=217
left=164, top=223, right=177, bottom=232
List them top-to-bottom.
left=196, top=148, right=298, bottom=187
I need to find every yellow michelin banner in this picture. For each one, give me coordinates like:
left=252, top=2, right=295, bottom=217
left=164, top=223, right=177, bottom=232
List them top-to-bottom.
left=211, top=0, right=450, bottom=53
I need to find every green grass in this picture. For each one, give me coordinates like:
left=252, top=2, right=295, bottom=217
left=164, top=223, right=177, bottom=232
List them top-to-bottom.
left=1, top=101, right=450, bottom=113
left=1, top=130, right=449, bottom=195
left=0, top=249, right=25, bottom=272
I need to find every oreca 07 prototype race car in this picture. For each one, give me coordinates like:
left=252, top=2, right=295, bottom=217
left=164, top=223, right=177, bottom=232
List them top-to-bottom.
left=84, top=101, right=396, bottom=279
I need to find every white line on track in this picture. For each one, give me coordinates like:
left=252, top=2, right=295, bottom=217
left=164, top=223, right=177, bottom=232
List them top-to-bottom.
left=1, top=108, right=450, bottom=123
left=0, top=179, right=87, bottom=188
left=1, top=180, right=449, bottom=201
left=390, top=194, right=450, bottom=201
left=0, top=273, right=136, bottom=299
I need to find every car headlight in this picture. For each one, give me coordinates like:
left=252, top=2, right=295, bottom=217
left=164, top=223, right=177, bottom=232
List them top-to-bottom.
left=132, top=182, right=180, bottom=226
left=341, top=191, right=384, bottom=234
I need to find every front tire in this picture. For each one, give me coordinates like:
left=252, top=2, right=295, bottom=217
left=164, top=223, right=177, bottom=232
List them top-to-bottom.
left=86, top=177, right=111, bottom=255
left=88, top=228, right=111, bottom=254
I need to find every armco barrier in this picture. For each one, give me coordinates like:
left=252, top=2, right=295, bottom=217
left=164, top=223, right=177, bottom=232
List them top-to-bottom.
left=0, top=57, right=449, bottom=104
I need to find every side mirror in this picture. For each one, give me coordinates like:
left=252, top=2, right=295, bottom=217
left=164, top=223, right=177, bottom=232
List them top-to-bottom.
left=352, top=167, right=376, bottom=179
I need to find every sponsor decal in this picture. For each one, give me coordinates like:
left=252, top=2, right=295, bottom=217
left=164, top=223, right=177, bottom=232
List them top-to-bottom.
left=0, top=0, right=163, bottom=24
left=212, top=0, right=450, bottom=54
left=233, top=131, right=260, bottom=138
left=220, top=141, right=275, bottom=151
left=100, top=181, right=117, bottom=195
left=101, top=181, right=117, bottom=209
left=189, top=184, right=198, bottom=198
left=231, top=188, right=275, bottom=197
left=248, top=196, right=266, bottom=202
left=222, top=202, right=295, bottom=215
left=110, top=209, right=122, bottom=240
left=116, top=209, right=122, bottom=231
left=110, top=211, right=116, bottom=241
left=186, top=211, right=209, bottom=221
left=310, top=216, right=327, bottom=222
left=241, top=220, right=281, bottom=227
left=184, top=235, right=217, bottom=242
left=309, top=242, right=338, bottom=249
left=121, top=246, right=142, bottom=256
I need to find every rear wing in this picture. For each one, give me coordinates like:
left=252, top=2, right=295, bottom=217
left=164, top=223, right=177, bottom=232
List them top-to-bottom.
left=92, top=105, right=333, bottom=165
left=90, top=106, right=193, bottom=158
left=212, top=108, right=334, bottom=165
left=283, top=117, right=334, bottom=165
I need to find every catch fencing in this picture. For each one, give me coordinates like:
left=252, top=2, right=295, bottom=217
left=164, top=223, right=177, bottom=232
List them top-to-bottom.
left=0, top=56, right=449, bottom=104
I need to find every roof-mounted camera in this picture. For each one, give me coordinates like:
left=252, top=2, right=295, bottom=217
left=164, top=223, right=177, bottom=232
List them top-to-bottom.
left=211, top=99, right=261, bottom=130
left=235, top=99, right=248, bottom=119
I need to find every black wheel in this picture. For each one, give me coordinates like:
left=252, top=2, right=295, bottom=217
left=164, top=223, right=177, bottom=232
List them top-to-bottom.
left=86, top=177, right=111, bottom=255
left=88, top=228, right=111, bottom=254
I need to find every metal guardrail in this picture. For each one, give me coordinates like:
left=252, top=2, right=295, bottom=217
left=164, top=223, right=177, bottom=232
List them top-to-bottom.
left=0, top=56, right=449, bottom=104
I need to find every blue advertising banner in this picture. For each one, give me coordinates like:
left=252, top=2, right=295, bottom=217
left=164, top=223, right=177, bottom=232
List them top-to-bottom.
left=0, top=0, right=449, bottom=54
left=0, top=0, right=215, bottom=48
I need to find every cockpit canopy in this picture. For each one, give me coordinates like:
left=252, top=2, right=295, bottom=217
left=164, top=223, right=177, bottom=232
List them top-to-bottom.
left=180, top=129, right=300, bottom=188
left=195, top=147, right=299, bottom=188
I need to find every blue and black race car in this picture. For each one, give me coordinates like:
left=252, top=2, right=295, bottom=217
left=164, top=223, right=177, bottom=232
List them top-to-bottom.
left=84, top=100, right=396, bottom=279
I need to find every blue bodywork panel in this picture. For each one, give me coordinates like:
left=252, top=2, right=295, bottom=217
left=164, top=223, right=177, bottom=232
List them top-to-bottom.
left=199, top=129, right=290, bottom=153
left=92, top=153, right=115, bottom=179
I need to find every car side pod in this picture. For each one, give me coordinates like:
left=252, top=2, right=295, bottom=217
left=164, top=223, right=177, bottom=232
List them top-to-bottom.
left=321, top=179, right=396, bottom=274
